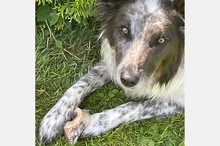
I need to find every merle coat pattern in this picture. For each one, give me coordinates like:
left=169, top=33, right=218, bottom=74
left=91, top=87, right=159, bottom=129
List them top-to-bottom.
left=39, top=0, right=185, bottom=144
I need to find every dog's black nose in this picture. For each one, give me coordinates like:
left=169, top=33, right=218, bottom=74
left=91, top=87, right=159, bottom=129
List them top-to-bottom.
left=120, top=72, right=140, bottom=87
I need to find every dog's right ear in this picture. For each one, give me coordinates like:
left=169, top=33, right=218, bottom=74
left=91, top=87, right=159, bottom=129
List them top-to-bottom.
left=97, top=0, right=132, bottom=21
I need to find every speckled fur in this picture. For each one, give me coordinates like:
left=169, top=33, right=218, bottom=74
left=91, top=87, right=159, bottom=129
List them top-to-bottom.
left=39, top=0, right=185, bottom=144
left=39, top=61, right=111, bottom=144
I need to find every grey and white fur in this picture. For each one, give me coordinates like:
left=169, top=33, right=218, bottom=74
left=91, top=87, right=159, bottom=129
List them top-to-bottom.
left=39, top=0, right=185, bottom=144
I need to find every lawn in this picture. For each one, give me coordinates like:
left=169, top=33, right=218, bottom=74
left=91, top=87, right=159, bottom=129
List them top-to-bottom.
left=35, top=19, right=185, bottom=146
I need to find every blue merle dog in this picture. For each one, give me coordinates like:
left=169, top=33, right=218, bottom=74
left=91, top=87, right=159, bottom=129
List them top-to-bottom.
left=39, top=0, right=185, bottom=144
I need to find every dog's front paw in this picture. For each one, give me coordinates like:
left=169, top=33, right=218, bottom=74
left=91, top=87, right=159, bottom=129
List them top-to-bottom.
left=39, top=107, right=73, bottom=144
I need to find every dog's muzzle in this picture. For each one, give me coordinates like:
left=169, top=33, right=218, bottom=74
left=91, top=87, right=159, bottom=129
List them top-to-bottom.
left=120, top=65, right=141, bottom=87
left=120, top=71, right=140, bottom=87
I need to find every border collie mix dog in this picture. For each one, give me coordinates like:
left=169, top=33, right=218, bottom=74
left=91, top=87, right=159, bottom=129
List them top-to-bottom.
left=39, top=0, right=184, bottom=144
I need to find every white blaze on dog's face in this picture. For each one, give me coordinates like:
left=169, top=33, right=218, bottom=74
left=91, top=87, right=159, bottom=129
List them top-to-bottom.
left=100, top=0, right=184, bottom=99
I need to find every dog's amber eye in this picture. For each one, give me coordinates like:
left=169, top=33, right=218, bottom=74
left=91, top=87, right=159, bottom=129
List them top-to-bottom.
left=121, top=27, right=129, bottom=34
left=158, top=37, right=166, bottom=44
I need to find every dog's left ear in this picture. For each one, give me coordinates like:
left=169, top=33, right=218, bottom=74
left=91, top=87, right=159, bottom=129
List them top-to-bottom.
left=161, top=0, right=184, bottom=18
left=173, top=0, right=184, bottom=18
left=174, top=0, right=184, bottom=39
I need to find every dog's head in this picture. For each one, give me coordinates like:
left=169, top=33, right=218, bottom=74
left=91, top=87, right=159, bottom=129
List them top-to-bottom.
left=99, top=0, right=184, bottom=93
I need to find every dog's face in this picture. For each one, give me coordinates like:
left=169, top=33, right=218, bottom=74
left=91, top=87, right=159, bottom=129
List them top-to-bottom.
left=100, top=0, right=184, bottom=92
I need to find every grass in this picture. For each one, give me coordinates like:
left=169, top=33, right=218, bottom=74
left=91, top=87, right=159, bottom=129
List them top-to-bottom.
left=35, top=19, right=185, bottom=146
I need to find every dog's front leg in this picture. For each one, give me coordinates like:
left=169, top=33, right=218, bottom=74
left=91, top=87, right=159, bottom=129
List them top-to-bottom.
left=39, top=60, right=111, bottom=144
left=81, top=100, right=184, bottom=138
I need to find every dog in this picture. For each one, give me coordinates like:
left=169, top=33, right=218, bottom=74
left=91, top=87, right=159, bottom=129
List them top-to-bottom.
left=39, top=0, right=185, bottom=144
